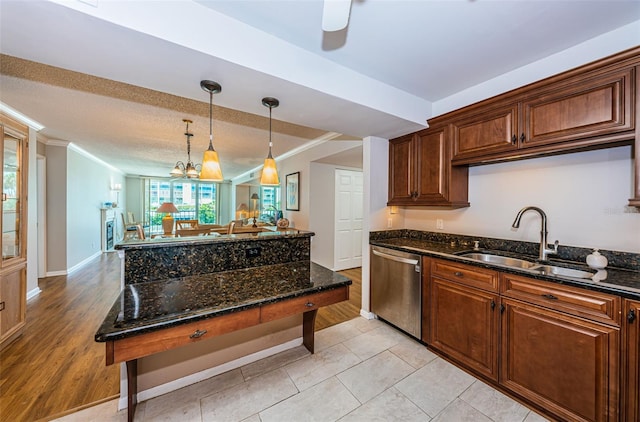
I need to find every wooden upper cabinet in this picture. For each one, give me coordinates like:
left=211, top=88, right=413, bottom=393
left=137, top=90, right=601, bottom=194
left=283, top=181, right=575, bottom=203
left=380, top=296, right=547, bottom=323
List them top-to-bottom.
left=447, top=52, right=637, bottom=168
left=523, top=68, right=633, bottom=148
left=452, top=103, right=519, bottom=160
left=388, top=126, right=469, bottom=208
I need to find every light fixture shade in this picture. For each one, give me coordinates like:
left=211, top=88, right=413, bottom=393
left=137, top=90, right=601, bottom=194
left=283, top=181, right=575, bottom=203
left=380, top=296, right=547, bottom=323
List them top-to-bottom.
left=200, top=149, right=224, bottom=181
left=260, top=157, right=280, bottom=186
left=170, top=165, right=184, bottom=178
left=156, top=202, right=179, bottom=214
left=236, top=203, right=249, bottom=212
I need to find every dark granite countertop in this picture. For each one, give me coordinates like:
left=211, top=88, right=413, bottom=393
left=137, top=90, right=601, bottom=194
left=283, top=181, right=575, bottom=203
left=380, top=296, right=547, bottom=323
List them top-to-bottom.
left=115, top=228, right=313, bottom=251
left=371, top=237, right=640, bottom=300
left=95, top=261, right=351, bottom=342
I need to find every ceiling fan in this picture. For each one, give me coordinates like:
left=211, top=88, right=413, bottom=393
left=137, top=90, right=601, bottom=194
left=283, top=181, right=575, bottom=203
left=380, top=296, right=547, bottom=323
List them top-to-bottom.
left=322, top=0, right=353, bottom=32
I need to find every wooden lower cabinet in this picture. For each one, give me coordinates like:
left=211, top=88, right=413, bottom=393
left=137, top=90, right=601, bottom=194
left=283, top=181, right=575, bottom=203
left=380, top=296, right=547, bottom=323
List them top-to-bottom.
left=0, top=264, right=27, bottom=349
left=430, top=277, right=499, bottom=381
left=501, top=298, right=619, bottom=422
left=623, top=300, right=640, bottom=422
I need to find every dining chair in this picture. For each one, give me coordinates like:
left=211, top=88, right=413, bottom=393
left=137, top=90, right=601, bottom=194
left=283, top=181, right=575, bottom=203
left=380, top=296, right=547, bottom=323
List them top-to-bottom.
left=175, top=219, right=199, bottom=230
left=227, top=221, right=236, bottom=235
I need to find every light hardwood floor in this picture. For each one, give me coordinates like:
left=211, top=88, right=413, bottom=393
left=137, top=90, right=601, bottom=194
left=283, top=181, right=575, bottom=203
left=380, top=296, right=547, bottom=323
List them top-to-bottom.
left=0, top=253, right=361, bottom=421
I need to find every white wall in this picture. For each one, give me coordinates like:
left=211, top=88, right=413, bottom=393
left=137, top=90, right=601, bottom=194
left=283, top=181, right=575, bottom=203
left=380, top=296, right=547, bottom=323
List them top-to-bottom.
left=26, top=127, right=39, bottom=296
left=361, top=136, right=391, bottom=314
left=269, top=140, right=362, bottom=231
left=45, top=143, right=68, bottom=273
left=66, top=146, right=125, bottom=269
left=401, top=146, right=639, bottom=253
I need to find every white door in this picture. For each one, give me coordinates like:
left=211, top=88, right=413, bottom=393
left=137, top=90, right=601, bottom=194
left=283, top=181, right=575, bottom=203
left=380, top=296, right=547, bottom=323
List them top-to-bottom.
left=334, top=169, right=363, bottom=270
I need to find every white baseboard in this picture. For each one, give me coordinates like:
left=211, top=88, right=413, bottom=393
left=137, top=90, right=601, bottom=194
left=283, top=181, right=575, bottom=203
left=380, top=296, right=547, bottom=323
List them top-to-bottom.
left=67, top=251, right=102, bottom=274
left=45, top=270, right=67, bottom=277
left=26, top=287, right=41, bottom=301
left=360, top=309, right=376, bottom=320
left=118, top=337, right=303, bottom=410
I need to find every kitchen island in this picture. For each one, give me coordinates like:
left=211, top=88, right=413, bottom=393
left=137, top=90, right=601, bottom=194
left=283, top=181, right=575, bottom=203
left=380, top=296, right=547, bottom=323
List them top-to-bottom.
left=96, top=229, right=351, bottom=422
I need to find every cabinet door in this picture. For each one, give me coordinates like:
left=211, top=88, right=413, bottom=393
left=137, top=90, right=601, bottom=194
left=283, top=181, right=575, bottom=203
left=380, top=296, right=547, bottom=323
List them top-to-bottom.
left=523, top=68, right=634, bottom=149
left=452, top=103, right=519, bottom=160
left=2, top=124, right=27, bottom=266
left=388, top=134, right=415, bottom=205
left=0, top=265, right=26, bottom=347
left=430, top=277, right=499, bottom=381
left=501, top=298, right=619, bottom=422
left=623, top=300, right=640, bottom=422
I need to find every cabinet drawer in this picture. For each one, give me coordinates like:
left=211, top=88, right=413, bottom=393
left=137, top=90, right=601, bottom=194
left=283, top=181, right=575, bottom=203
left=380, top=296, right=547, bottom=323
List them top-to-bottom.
left=431, top=259, right=499, bottom=292
left=501, top=273, right=621, bottom=326
left=260, top=286, right=349, bottom=323
left=108, top=307, right=262, bottom=364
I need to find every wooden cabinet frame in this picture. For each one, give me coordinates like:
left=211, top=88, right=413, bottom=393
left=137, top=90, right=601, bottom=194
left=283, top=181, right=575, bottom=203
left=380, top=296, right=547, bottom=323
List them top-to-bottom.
left=0, top=114, right=29, bottom=349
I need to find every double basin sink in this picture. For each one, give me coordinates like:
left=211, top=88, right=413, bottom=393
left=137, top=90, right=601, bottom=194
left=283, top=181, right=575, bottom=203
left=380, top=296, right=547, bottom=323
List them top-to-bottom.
left=456, top=251, right=595, bottom=280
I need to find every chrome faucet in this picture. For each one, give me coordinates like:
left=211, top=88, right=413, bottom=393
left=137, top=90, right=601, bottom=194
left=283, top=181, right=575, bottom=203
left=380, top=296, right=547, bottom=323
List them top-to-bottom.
left=511, top=206, right=559, bottom=261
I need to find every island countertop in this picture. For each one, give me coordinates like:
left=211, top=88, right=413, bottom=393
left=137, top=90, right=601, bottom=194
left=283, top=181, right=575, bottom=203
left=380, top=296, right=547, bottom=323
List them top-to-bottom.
left=115, top=228, right=313, bottom=251
left=95, top=260, right=351, bottom=342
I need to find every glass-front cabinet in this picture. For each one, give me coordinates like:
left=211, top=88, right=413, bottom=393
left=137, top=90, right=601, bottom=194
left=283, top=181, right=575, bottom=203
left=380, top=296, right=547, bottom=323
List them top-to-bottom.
left=0, top=114, right=28, bottom=349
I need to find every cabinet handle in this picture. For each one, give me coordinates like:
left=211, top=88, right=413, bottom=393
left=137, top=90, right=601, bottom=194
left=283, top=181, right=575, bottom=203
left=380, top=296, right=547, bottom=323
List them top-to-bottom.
left=520, top=133, right=526, bottom=143
left=511, top=134, right=517, bottom=145
left=454, top=271, right=464, bottom=277
left=541, top=293, right=558, bottom=300
left=490, top=300, right=496, bottom=310
left=0, top=301, right=4, bottom=311
left=305, top=302, right=315, bottom=308
left=500, top=304, right=505, bottom=313
left=628, top=309, right=637, bottom=323
left=189, top=329, right=208, bottom=339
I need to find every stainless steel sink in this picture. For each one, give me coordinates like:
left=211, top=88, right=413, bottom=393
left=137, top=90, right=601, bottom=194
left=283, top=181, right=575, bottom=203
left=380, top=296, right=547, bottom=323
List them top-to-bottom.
left=457, top=252, right=538, bottom=269
left=457, top=252, right=595, bottom=280
left=529, top=264, right=595, bottom=279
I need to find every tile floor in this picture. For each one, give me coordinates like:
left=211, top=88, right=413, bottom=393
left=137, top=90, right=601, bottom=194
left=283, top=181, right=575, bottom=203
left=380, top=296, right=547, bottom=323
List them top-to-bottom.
left=54, top=317, right=551, bottom=422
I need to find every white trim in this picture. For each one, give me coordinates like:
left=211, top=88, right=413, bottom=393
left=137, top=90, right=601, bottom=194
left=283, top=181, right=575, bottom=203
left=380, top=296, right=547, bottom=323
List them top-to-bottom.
left=0, top=102, right=45, bottom=131
left=231, top=132, right=343, bottom=183
left=43, top=140, right=124, bottom=174
left=46, top=251, right=103, bottom=277
left=67, top=251, right=102, bottom=275
left=26, top=287, right=42, bottom=301
left=360, top=309, right=376, bottom=320
left=117, top=337, right=303, bottom=410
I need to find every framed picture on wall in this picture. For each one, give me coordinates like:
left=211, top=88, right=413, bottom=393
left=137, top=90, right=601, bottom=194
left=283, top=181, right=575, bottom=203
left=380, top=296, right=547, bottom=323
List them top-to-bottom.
left=286, top=172, right=300, bottom=211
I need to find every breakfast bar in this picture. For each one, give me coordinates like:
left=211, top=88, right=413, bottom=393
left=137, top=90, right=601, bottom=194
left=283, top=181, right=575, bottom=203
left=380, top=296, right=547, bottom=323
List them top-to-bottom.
left=95, top=230, right=351, bottom=422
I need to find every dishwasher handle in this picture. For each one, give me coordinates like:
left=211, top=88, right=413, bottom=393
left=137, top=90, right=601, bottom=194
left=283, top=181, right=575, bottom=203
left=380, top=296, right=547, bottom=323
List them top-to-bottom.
left=372, top=248, right=420, bottom=267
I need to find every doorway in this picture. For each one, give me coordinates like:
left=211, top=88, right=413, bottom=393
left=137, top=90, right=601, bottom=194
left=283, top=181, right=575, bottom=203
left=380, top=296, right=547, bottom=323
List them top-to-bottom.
left=333, top=169, right=363, bottom=270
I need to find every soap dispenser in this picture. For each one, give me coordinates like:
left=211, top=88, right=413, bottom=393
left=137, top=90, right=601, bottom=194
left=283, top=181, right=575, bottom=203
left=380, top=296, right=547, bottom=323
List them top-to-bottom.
left=586, top=249, right=608, bottom=269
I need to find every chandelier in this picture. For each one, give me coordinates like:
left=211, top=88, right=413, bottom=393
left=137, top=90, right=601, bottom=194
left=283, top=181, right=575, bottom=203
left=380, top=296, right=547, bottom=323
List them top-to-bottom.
left=170, top=119, right=200, bottom=179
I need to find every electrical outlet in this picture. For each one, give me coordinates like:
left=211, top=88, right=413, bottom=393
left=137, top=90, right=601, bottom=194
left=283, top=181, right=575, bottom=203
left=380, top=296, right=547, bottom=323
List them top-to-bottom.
left=387, top=218, right=393, bottom=228
left=436, top=219, right=444, bottom=230
left=246, top=247, right=261, bottom=258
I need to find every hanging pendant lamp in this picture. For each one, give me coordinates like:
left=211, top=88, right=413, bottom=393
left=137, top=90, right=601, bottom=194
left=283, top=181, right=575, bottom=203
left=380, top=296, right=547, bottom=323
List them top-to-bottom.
left=199, top=80, right=224, bottom=181
left=260, top=97, right=280, bottom=186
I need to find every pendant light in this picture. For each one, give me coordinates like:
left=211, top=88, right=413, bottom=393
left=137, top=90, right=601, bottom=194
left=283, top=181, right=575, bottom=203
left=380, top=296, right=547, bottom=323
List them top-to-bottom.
left=199, top=80, right=224, bottom=181
left=260, top=97, right=280, bottom=186
left=170, top=119, right=200, bottom=179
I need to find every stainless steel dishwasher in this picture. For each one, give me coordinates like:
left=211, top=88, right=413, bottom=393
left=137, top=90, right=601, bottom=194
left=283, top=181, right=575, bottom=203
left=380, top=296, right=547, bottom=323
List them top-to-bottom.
left=370, top=245, right=421, bottom=338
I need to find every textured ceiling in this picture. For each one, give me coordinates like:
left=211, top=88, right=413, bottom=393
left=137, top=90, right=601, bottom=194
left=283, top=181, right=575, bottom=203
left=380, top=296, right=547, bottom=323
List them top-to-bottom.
left=1, top=0, right=638, bottom=180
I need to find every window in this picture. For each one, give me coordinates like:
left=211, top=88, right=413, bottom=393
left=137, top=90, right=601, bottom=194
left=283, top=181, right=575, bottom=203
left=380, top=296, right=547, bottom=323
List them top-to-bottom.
left=144, top=179, right=218, bottom=233
left=259, top=186, right=280, bottom=223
